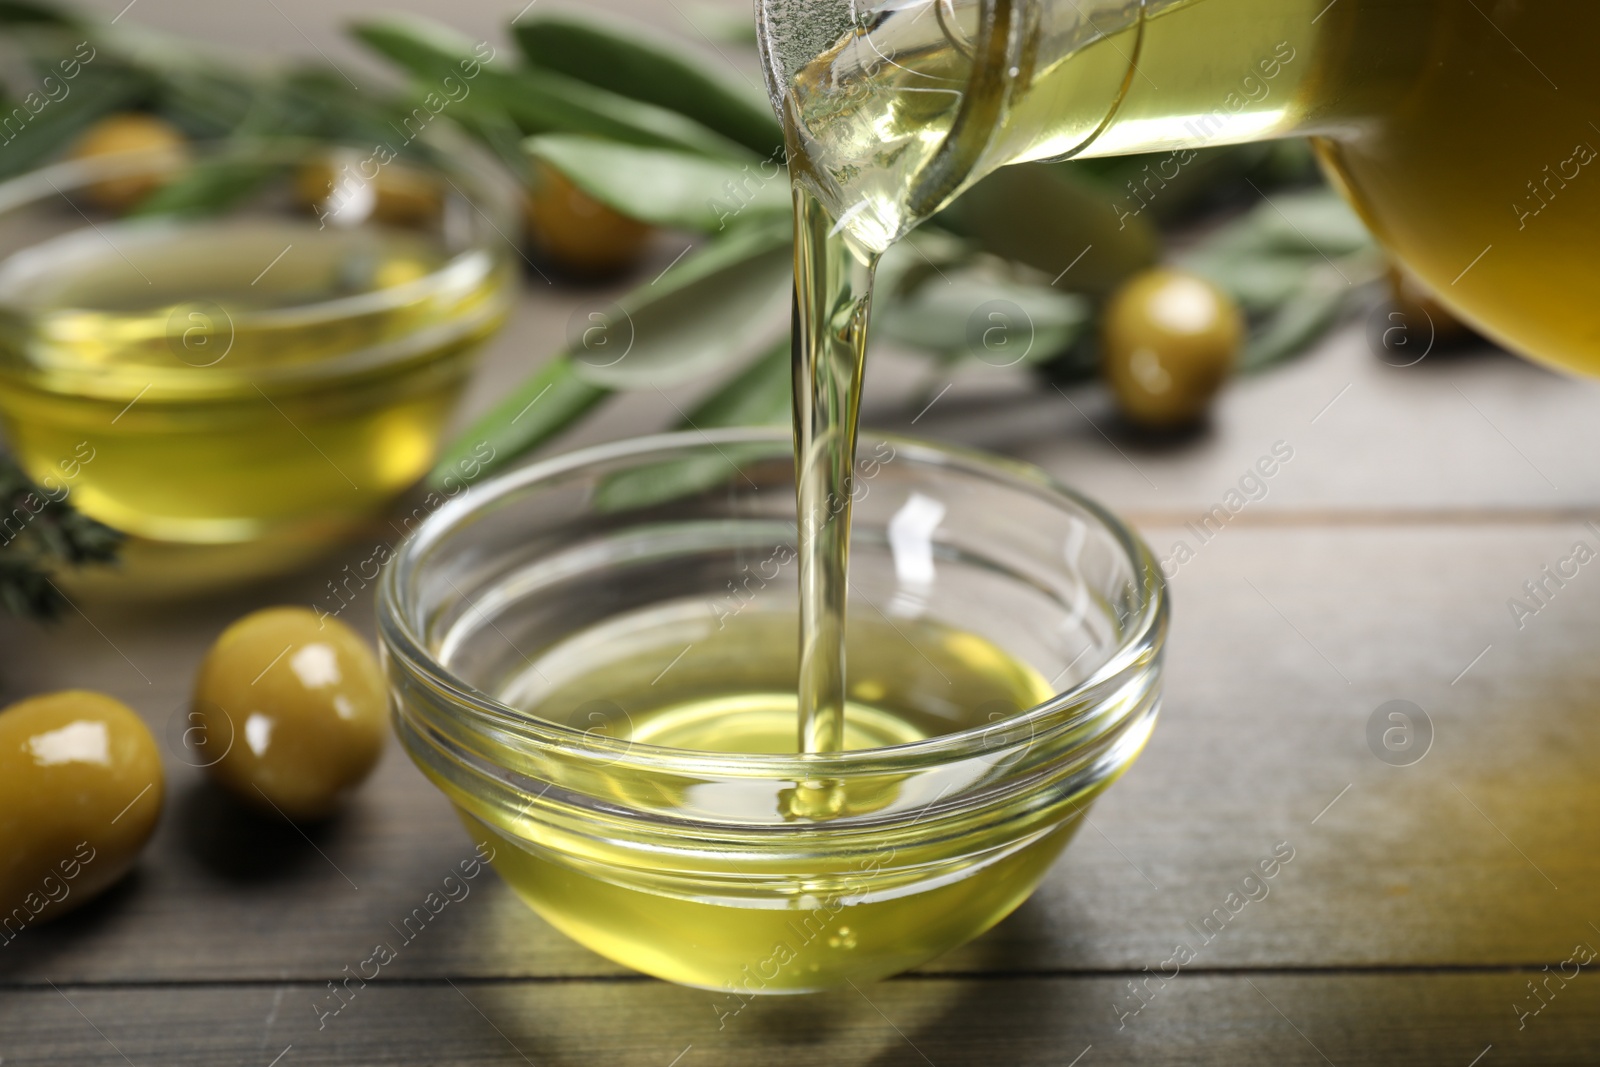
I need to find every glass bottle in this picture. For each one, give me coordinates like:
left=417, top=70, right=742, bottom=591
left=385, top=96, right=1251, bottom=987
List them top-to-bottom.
left=760, top=0, right=1600, bottom=374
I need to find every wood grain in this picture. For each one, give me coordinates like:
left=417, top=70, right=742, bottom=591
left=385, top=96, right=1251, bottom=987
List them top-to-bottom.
left=7, top=311, right=1600, bottom=1060
left=5, top=524, right=1598, bottom=992
left=2, top=972, right=1591, bottom=1065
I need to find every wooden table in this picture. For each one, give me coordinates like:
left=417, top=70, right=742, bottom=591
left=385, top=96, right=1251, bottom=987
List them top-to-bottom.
left=7, top=2, right=1600, bottom=1064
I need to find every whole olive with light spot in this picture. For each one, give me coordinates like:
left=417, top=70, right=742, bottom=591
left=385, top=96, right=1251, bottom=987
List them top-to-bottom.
left=66, top=112, right=189, bottom=213
left=295, top=157, right=444, bottom=229
left=1103, top=268, right=1244, bottom=429
left=192, top=608, right=386, bottom=821
left=0, top=691, right=163, bottom=926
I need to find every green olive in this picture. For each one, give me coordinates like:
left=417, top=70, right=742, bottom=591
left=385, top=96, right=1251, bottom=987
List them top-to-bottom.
left=66, top=112, right=189, bottom=213
left=295, top=157, right=444, bottom=229
left=524, top=161, right=653, bottom=278
left=1103, top=268, right=1244, bottom=428
left=192, top=608, right=386, bottom=821
left=0, top=691, right=164, bottom=929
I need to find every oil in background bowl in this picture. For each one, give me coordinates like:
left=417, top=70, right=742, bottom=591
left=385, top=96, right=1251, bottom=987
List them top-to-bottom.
left=0, top=146, right=513, bottom=589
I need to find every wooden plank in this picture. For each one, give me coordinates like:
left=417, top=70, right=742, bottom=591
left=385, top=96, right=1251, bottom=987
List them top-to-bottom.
left=869, top=332, right=1600, bottom=516
left=5, top=523, right=1599, bottom=984
left=0, top=972, right=1591, bottom=1065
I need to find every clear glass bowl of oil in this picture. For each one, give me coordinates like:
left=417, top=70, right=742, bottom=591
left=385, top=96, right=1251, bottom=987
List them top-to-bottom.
left=0, top=138, right=515, bottom=589
left=379, top=428, right=1166, bottom=992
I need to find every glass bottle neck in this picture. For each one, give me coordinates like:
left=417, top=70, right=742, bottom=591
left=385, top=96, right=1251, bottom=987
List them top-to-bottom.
left=764, top=0, right=1398, bottom=251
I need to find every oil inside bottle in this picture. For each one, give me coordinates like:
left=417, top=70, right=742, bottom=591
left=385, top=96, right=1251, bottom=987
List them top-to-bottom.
left=781, top=0, right=1600, bottom=372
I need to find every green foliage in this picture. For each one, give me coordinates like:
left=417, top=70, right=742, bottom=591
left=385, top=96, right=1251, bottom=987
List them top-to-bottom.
left=0, top=0, right=72, bottom=26
left=513, top=11, right=782, bottom=157
left=352, top=15, right=748, bottom=159
left=526, top=134, right=788, bottom=232
left=936, top=162, right=1162, bottom=300
left=1180, top=188, right=1381, bottom=373
left=568, top=216, right=792, bottom=390
left=433, top=218, right=792, bottom=488
left=874, top=255, right=1090, bottom=366
left=590, top=338, right=791, bottom=512
left=427, top=357, right=607, bottom=491
left=0, top=457, right=121, bottom=620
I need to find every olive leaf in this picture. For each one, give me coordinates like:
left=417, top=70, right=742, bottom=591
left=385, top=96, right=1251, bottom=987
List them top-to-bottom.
left=0, top=0, right=73, bottom=25
left=513, top=11, right=782, bottom=158
left=351, top=15, right=748, bottom=160
left=0, top=63, right=151, bottom=180
left=154, top=66, right=261, bottom=138
left=503, top=67, right=749, bottom=159
left=268, top=69, right=438, bottom=149
left=453, top=108, right=532, bottom=181
left=527, top=134, right=789, bottom=232
left=1063, top=139, right=1321, bottom=227
left=129, top=157, right=285, bottom=218
left=937, top=161, right=1161, bottom=300
left=1184, top=187, right=1373, bottom=276
left=1181, top=188, right=1381, bottom=373
left=1245, top=190, right=1373, bottom=256
left=568, top=215, right=793, bottom=390
left=427, top=217, right=793, bottom=484
left=873, top=227, right=973, bottom=300
left=1183, top=252, right=1319, bottom=314
left=875, top=258, right=1089, bottom=366
left=1239, top=267, right=1364, bottom=374
left=680, top=333, right=792, bottom=428
left=591, top=338, right=791, bottom=512
left=426, top=355, right=607, bottom=490
left=0, top=455, right=121, bottom=622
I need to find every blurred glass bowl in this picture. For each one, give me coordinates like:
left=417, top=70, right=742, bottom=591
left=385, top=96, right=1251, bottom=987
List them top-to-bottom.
left=0, top=137, right=516, bottom=591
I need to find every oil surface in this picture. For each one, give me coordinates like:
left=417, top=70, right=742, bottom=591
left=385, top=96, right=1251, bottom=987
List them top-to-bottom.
left=0, top=217, right=506, bottom=549
left=458, top=608, right=1084, bottom=991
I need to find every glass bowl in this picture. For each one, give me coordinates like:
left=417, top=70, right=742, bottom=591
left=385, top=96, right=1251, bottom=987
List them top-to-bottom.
left=0, top=137, right=516, bottom=589
left=378, top=428, right=1166, bottom=992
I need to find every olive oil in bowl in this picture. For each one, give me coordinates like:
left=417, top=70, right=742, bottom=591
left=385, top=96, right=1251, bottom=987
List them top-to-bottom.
left=0, top=145, right=513, bottom=585
left=381, top=430, right=1166, bottom=992
left=471, top=606, right=1081, bottom=991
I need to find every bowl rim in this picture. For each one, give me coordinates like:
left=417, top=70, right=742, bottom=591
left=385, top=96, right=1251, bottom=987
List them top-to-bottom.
left=0, top=135, right=514, bottom=389
left=379, top=427, right=1167, bottom=778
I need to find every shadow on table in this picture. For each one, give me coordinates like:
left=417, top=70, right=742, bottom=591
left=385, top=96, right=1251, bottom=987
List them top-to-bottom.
left=175, top=778, right=353, bottom=883
left=0, top=867, right=146, bottom=968
left=453, top=896, right=1091, bottom=1067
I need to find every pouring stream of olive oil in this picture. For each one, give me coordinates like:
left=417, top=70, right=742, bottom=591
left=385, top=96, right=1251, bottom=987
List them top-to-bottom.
left=783, top=0, right=1600, bottom=753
